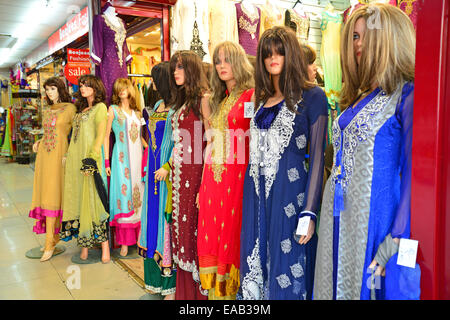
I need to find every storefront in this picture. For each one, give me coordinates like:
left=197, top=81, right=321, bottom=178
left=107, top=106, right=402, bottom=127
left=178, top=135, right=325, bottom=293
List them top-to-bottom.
left=1, top=0, right=448, bottom=301
left=411, top=0, right=450, bottom=300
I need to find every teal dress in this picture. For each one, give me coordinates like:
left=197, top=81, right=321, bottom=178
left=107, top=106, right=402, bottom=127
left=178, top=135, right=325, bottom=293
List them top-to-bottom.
left=109, top=105, right=143, bottom=245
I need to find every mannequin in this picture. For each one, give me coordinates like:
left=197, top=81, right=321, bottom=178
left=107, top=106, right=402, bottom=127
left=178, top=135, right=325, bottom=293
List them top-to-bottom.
left=241, top=0, right=257, bottom=16
left=91, top=2, right=132, bottom=103
left=103, top=3, right=121, bottom=29
left=60, top=75, right=110, bottom=264
left=29, top=77, right=76, bottom=262
left=104, top=78, right=144, bottom=257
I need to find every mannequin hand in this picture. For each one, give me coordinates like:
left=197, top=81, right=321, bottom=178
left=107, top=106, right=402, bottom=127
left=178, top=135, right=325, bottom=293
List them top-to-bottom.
left=32, top=140, right=40, bottom=153
left=62, top=156, right=66, bottom=167
left=105, top=167, right=111, bottom=176
left=154, top=167, right=168, bottom=181
left=196, top=193, right=199, bottom=209
left=298, top=220, right=315, bottom=245
left=369, top=259, right=386, bottom=277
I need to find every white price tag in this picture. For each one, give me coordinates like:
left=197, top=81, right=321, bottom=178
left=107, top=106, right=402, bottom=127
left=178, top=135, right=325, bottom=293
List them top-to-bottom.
left=244, top=102, right=255, bottom=118
left=140, top=117, right=146, bottom=126
left=296, top=216, right=311, bottom=236
left=397, top=238, right=418, bottom=268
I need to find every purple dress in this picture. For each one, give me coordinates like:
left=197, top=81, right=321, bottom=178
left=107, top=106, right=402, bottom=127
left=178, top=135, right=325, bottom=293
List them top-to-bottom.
left=235, top=3, right=261, bottom=56
left=91, top=14, right=132, bottom=103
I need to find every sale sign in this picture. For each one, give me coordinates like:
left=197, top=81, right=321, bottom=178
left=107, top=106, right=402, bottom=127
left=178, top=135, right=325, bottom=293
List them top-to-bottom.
left=65, top=48, right=90, bottom=85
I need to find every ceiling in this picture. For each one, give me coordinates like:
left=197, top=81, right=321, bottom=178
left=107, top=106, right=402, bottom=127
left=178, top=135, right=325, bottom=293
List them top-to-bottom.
left=0, top=0, right=88, bottom=68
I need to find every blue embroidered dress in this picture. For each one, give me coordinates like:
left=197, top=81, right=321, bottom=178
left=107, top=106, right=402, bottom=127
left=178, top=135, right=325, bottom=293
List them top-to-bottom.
left=313, top=82, right=415, bottom=300
left=240, top=86, right=328, bottom=300
left=138, top=101, right=176, bottom=295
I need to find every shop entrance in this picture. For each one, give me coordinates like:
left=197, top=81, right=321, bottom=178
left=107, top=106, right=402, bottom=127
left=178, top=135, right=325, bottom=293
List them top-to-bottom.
left=412, top=0, right=450, bottom=300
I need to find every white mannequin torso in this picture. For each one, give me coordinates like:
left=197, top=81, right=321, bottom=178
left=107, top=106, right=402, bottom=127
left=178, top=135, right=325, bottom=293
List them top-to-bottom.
left=241, top=0, right=257, bottom=16
left=103, top=6, right=121, bottom=29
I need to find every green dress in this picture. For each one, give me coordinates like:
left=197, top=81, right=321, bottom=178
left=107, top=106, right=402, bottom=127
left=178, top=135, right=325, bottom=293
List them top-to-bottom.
left=320, top=9, right=343, bottom=144
left=59, top=103, right=109, bottom=248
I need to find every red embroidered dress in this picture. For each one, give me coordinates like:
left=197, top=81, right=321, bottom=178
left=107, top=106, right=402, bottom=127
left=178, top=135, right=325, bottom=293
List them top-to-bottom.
left=197, top=89, right=254, bottom=298
left=171, top=103, right=207, bottom=299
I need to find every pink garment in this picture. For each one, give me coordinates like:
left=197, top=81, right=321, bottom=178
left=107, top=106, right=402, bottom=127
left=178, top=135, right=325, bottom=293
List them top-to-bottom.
left=396, top=0, right=418, bottom=29
left=235, top=3, right=261, bottom=56
left=29, top=207, right=62, bottom=234
left=114, top=224, right=141, bottom=246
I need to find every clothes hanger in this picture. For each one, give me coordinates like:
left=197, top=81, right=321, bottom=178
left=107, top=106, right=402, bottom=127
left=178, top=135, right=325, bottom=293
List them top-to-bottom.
left=292, top=0, right=302, bottom=9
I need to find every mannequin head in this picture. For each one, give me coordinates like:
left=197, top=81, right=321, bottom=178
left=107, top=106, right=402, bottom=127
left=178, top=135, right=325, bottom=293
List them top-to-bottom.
left=102, top=2, right=116, bottom=16
left=339, top=3, right=415, bottom=109
left=255, top=26, right=312, bottom=112
left=210, top=41, right=254, bottom=116
left=301, top=44, right=318, bottom=83
left=169, top=50, right=209, bottom=118
left=151, top=61, right=171, bottom=105
left=74, top=75, right=106, bottom=112
left=43, top=77, right=71, bottom=105
left=111, top=78, right=138, bottom=111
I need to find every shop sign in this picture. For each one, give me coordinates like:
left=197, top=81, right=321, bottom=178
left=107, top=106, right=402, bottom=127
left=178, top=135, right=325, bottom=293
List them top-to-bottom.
left=48, top=6, right=89, bottom=54
left=64, top=48, right=90, bottom=85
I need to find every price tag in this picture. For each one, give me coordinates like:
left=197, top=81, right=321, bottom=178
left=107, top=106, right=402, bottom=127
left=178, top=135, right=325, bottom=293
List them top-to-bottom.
left=244, top=102, right=255, bottom=118
left=140, top=118, right=146, bottom=126
left=295, top=216, right=311, bottom=236
left=397, top=238, right=418, bottom=268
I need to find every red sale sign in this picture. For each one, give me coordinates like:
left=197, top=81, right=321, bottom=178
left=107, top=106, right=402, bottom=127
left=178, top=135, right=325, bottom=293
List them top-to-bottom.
left=65, top=48, right=91, bottom=85
left=64, top=65, right=90, bottom=85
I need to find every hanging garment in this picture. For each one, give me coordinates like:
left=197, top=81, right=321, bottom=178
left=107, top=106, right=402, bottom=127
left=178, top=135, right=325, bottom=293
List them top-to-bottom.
left=170, top=0, right=210, bottom=62
left=207, top=0, right=239, bottom=55
left=389, top=0, right=418, bottom=29
left=259, top=2, right=285, bottom=35
left=343, top=2, right=365, bottom=23
left=235, top=3, right=261, bottom=56
left=285, top=9, right=310, bottom=43
left=320, top=10, right=343, bottom=144
left=91, top=13, right=132, bottom=103
left=314, top=82, right=416, bottom=300
left=240, top=87, right=328, bottom=300
left=197, top=88, right=254, bottom=299
left=138, top=100, right=176, bottom=296
left=29, top=103, right=76, bottom=234
left=59, top=103, right=109, bottom=248
left=171, top=103, right=207, bottom=300
left=108, top=106, right=143, bottom=246
left=0, top=108, right=12, bottom=157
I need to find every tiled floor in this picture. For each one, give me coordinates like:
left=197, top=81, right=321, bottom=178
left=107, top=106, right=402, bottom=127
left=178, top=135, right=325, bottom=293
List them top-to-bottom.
left=0, top=158, right=160, bottom=300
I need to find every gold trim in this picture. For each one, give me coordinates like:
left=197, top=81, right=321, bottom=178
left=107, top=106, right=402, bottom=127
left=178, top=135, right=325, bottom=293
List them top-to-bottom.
left=103, top=15, right=126, bottom=67
left=210, top=89, right=242, bottom=183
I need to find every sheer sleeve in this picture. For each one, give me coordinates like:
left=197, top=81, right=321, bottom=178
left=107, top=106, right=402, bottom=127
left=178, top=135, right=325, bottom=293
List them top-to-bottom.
left=90, top=15, right=103, bottom=66
left=123, top=27, right=133, bottom=66
left=391, top=82, right=414, bottom=239
left=300, top=88, right=328, bottom=223
left=89, top=103, right=108, bottom=163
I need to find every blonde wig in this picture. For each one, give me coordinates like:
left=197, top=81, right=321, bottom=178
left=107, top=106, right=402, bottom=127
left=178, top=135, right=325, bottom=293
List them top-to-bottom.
left=340, top=3, right=416, bottom=109
left=210, top=41, right=255, bottom=116
left=111, top=78, right=139, bottom=112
